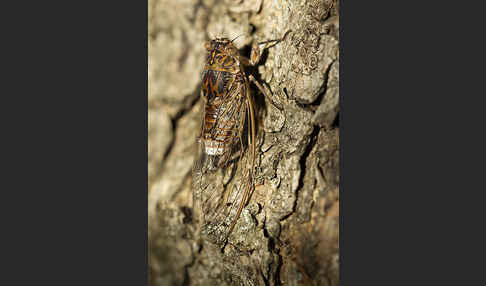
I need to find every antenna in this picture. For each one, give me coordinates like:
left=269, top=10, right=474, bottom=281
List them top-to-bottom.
left=230, top=34, right=245, bottom=43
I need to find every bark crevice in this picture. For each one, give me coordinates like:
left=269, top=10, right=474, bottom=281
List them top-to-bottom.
left=149, top=0, right=339, bottom=285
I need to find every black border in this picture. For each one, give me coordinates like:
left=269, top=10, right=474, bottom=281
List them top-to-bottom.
left=340, top=0, right=480, bottom=284
left=5, top=1, right=148, bottom=284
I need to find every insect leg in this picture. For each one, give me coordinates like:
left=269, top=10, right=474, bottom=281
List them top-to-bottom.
left=245, top=30, right=292, bottom=66
left=257, top=30, right=292, bottom=46
left=248, top=74, right=283, bottom=110
left=246, top=80, right=256, bottom=175
left=237, top=101, right=246, bottom=162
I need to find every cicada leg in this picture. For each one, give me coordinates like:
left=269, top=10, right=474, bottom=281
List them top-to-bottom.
left=242, top=30, right=292, bottom=66
left=240, top=32, right=291, bottom=110
left=248, top=74, right=283, bottom=110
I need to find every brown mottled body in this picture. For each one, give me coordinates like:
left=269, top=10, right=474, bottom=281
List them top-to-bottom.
left=193, top=35, right=285, bottom=245
left=199, top=39, right=247, bottom=170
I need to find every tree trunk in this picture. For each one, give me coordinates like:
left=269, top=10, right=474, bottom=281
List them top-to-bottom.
left=148, top=0, right=339, bottom=285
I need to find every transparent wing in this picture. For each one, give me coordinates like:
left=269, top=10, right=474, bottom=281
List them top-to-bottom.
left=193, top=79, right=256, bottom=246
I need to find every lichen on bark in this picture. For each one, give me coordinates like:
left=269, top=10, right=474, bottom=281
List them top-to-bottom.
left=149, top=0, right=339, bottom=285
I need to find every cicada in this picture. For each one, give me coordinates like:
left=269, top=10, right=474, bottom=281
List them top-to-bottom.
left=193, top=35, right=285, bottom=246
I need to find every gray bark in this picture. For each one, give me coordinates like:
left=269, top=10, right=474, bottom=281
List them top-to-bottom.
left=148, top=0, right=339, bottom=285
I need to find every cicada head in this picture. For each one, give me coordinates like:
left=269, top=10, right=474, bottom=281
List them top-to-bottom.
left=204, top=38, right=240, bottom=67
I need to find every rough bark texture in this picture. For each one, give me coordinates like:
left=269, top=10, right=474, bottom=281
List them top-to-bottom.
left=148, top=0, right=339, bottom=285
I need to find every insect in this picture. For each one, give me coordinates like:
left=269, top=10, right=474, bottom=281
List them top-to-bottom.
left=193, top=33, right=287, bottom=246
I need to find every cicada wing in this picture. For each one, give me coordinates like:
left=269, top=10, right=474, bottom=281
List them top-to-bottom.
left=193, top=74, right=256, bottom=245
left=214, top=84, right=256, bottom=243
left=198, top=112, right=255, bottom=245
left=192, top=134, right=233, bottom=244
left=192, top=137, right=205, bottom=228
left=193, top=156, right=236, bottom=245
left=198, top=159, right=252, bottom=245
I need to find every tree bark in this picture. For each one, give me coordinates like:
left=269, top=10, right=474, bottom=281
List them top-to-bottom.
left=148, top=0, right=339, bottom=285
